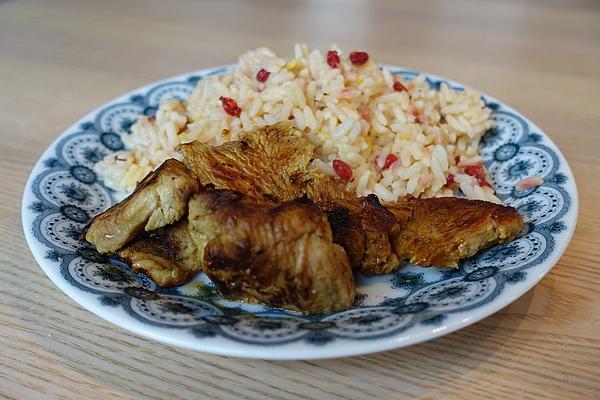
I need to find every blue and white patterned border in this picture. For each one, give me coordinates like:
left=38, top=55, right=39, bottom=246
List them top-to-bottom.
left=21, top=65, right=577, bottom=358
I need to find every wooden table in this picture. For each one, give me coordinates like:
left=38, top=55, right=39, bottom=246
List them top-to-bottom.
left=1, top=0, right=599, bottom=398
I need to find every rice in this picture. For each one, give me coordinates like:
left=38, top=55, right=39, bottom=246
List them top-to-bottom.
left=95, top=44, right=500, bottom=203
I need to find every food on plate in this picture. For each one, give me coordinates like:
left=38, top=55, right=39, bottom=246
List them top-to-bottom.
left=84, top=44, right=526, bottom=313
left=96, top=44, right=498, bottom=203
left=85, top=122, right=523, bottom=312
left=84, top=159, right=200, bottom=253
left=388, top=198, right=523, bottom=268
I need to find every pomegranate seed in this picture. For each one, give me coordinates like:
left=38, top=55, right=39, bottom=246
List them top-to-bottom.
left=327, top=50, right=340, bottom=68
left=349, top=51, right=369, bottom=65
left=256, top=68, right=270, bottom=83
left=393, top=81, right=407, bottom=92
left=219, top=96, right=242, bottom=117
left=288, top=114, right=295, bottom=120
left=148, top=115, right=156, bottom=122
left=383, top=154, right=398, bottom=169
left=332, top=159, right=353, bottom=181
left=464, top=164, right=491, bottom=187
left=465, top=164, right=484, bottom=177
left=446, top=173, right=455, bottom=186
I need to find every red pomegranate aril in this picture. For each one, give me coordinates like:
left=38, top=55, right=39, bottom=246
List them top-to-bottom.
left=327, top=50, right=340, bottom=68
left=349, top=51, right=369, bottom=65
left=256, top=68, right=270, bottom=82
left=393, top=81, right=407, bottom=92
left=219, top=96, right=242, bottom=117
left=288, top=114, right=295, bottom=120
left=148, top=115, right=156, bottom=122
left=383, top=154, right=398, bottom=169
left=332, top=159, right=353, bottom=181
left=464, top=164, right=491, bottom=187
left=465, top=164, right=484, bottom=177
left=446, top=173, right=455, bottom=186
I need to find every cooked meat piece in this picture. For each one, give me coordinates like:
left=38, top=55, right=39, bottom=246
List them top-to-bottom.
left=177, top=122, right=350, bottom=202
left=85, top=159, right=200, bottom=253
left=193, top=189, right=355, bottom=313
left=318, top=194, right=399, bottom=275
left=387, top=197, right=524, bottom=268
left=317, top=202, right=365, bottom=269
left=119, top=220, right=202, bottom=287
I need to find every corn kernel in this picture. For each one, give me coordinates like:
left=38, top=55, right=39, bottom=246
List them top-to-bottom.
left=285, top=59, right=299, bottom=71
left=356, top=75, right=364, bottom=84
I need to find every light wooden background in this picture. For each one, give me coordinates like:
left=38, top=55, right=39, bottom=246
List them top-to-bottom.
left=1, top=0, right=599, bottom=399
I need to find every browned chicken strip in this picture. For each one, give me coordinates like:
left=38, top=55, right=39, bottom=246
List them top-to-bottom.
left=178, top=122, right=349, bottom=203
left=85, top=159, right=200, bottom=253
left=193, top=189, right=355, bottom=313
left=318, top=195, right=399, bottom=275
left=387, top=197, right=524, bottom=268
left=119, top=220, right=202, bottom=287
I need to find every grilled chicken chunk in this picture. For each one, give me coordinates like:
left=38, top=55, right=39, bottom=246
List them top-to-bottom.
left=178, top=122, right=349, bottom=202
left=85, top=159, right=200, bottom=253
left=120, top=186, right=224, bottom=288
left=194, top=189, right=355, bottom=313
left=318, top=195, right=399, bottom=275
left=387, top=197, right=523, bottom=268
left=119, top=220, right=201, bottom=287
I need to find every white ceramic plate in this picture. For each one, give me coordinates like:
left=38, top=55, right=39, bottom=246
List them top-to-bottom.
left=22, top=65, right=577, bottom=359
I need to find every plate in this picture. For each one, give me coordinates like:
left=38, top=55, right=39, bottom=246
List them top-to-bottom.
left=22, top=65, right=578, bottom=360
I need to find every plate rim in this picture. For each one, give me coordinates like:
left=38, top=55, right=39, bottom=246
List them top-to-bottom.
left=21, top=64, right=579, bottom=360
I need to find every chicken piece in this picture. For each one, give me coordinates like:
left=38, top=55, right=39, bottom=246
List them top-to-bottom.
left=177, top=122, right=349, bottom=202
left=85, top=159, right=200, bottom=253
left=193, top=189, right=355, bottom=313
left=318, top=195, right=399, bottom=275
left=387, top=197, right=524, bottom=268
left=317, top=202, right=365, bottom=269
left=119, top=220, right=202, bottom=287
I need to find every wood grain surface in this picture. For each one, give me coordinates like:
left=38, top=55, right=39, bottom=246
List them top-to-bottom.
left=1, top=0, right=599, bottom=398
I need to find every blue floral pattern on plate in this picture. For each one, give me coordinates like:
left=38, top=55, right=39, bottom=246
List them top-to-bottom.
left=22, top=65, right=577, bottom=359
